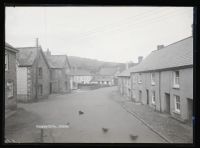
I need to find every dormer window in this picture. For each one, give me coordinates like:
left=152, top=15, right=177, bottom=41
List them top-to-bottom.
left=173, top=71, right=180, bottom=88
left=151, top=73, right=155, bottom=85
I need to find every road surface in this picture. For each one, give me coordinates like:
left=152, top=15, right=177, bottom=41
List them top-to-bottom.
left=6, top=86, right=166, bottom=143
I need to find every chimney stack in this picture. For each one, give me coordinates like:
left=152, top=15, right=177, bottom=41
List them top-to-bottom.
left=157, top=45, right=164, bottom=50
left=138, top=56, right=143, bottom=63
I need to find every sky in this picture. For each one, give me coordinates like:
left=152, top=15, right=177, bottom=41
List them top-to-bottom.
left=5, top=7, right=193, bottom=63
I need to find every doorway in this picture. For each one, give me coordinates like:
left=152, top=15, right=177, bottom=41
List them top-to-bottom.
left=146, top=89, right=149, bottom=105
left=164, top=93, right=170, bottom=114
left=187, top=98, right=193, bottom=123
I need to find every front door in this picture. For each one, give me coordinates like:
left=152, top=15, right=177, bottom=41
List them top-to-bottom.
left=146, top=89, right=149, bottom=105
left=139, top=90, right=142, bottom=103
left=165, top=93, right=170, bottom=114
left=187, top=98, right=193, bottom=123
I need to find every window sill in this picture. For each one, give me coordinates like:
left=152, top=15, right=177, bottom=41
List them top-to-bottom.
left=138, top=82, right=142, bottom=84
left=151, top=83, right=155, bottom=86
left=173, top=85, right=180, bottom=89
left=173, top=110, right=181, bottom=115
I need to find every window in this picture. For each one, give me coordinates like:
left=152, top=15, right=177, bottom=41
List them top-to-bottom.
left=5, top=53, right=8, bottom=71
left=38, top=67, right=43, bottom=78
left=173, top=71, right=180, bottom=88
left=138, top=73, right=142, bottom=83
left=151, top=73, right=156, bottom=85
left=7, top=81, right=14, bottom=98
left=38, top=85, right=43, bottom=96
left=132, top=90, right=136, bottom=99
left=152, top=91, right=156, bottom=104
left=174, top=95, right=181, bottom=113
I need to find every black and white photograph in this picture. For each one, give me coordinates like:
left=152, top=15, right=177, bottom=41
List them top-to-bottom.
left=4, top=6, right=193, bottom=143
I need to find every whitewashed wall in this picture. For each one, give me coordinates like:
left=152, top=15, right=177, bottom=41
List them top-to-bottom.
left=17, top=67, right=27, bottom=95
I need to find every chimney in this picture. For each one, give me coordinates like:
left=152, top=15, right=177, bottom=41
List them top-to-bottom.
left=157, top=45, right=164, bottom=50
left=44, top=48, right=51, bottom=57
left=138, top=56, right=143, bottom=63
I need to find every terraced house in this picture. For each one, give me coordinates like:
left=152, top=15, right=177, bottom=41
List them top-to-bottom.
left=130, top=36, right=193, bottom=123
left=5, top=43, right=18, bottom=117
left=16, top=44, right=50, bottom=102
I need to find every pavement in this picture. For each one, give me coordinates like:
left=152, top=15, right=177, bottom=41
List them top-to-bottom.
left=110, top=89, right=193, bottom=143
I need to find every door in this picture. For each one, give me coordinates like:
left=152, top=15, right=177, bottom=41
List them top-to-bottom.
left=50, top=83, right=52, bottom=94
left=146, top=89, right=149, bottom=105
left=165, top=93, right=170, bottom=113
left=187, top=98, right=193, bottom=123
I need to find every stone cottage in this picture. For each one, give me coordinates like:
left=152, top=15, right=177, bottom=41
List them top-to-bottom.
left=130, top=36, right=193, bottom=123
left=5, top=43, right=18, bottom=117
left=16, top=45, right=50, bottom=102
left=45, top=50, right=71, bottom=94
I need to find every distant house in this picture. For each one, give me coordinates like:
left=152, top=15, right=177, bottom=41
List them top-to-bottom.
left=130, top=36, right=193, bottom=123
left=5, top=43, right=18, bottom=117
left=16, top=46, right=50, bottom=102
left=44, top=50, right=71, bottom=94
left=117, top=57, right=143, bottom=100
left=96, top=67, right=119, bottom=86
left=69, top=69, right=93, bottom=90
left=117, top=69, right=131, bottom=100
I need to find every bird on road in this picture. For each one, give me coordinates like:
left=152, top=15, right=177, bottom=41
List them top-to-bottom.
left=78, top=110, right=84, bottom=115
left=102, top=128, right=109, bottom=133
left=129, top=134, right=138, bottom=140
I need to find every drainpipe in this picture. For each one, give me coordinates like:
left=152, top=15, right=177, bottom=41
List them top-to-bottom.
left=159, top=71, right=161, bottom=112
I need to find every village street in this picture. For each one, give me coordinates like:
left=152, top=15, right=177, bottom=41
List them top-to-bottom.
left=5, top=86, right=167, bottom=143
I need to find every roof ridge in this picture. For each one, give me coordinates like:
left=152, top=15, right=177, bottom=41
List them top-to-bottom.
left=152, top=36, right=192, bottom=53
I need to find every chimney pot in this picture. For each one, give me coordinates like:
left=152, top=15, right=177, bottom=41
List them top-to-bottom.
left=157, top=45, right=164, bottom=50
left=138, top=56, right=143, bottom=63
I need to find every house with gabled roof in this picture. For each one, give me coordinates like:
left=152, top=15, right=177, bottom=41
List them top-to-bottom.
left=130, top=36, right=193, bottom=123
left=5, top=42, right=18, bottom=117
left=16, top=45, right=50, bottom=102
left=44, top=50, right=71, bottom=94
left=117, top=57, right=143, bottom=100
left=94, top=67, right=119, bottom=86
left=68, top=68, right=93, bottom=89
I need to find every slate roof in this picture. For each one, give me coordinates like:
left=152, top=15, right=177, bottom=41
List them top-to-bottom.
left=130, top=36, right=193, bottom=73
left=5, top=42, right=18, bottom=53
left=16, top=47, right=38, bottom=66
left=45, top=55, right=70, bottom=69
left=99, top=67, right=118, bottom=76
left=69, top=69, right=93, bottom=76
left=116, top=69, right=131, bottom=77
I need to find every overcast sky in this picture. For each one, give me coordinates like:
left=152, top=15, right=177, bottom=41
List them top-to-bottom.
left=6, top=7, right=193, bottom=63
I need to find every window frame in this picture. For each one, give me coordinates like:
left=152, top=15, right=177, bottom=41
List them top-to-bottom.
left=5, top=53, right=8, bottom=71
left=38, top=67, right=43, bottom=78
left=173, top=71, right=180, bottom=88
left=138, top=73, right=142, bottom=84
left=151, top=73, right=156, bottom=85
left=7, top=81, right=14, bottom=98
left=152, top=91, right=156, bottom=104
left=174, top=95, right=181, bottom=114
